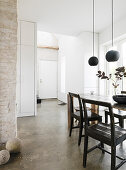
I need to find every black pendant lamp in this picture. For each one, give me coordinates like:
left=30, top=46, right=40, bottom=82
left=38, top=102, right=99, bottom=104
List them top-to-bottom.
left=88, top=0, right=99, bottom=66
left=105, top=0, right=120, bottom=62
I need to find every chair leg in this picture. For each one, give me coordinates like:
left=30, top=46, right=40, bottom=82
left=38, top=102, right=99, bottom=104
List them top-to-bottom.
left=105, top=112, right=108, bottom=124
left=99, top=116, right=102, bottom=122
left=69, top=117, right=73, bottom=137
left=119, top=118, right=124, bottom=129
left=78, top=124, right=83, bottom=146
left=83, top=135, right=88, bottom=168
left=101, top=142, right=105, bottom=154
left=111, top=145, right=116, bottom=170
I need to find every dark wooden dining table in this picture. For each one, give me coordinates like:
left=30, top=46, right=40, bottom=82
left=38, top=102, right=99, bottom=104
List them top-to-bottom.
left=67, top=93, right=126, bottom=129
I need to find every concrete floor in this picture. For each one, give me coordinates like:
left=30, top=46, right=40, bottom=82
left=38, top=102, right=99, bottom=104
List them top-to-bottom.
left=1, top=99, right=126, bottom=170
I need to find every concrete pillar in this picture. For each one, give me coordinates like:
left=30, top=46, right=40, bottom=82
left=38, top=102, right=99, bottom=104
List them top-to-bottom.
left=0, top=0, right=17, bottom=143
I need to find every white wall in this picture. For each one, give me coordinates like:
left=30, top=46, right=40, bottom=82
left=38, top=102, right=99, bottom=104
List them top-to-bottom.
left=99, top=16, right=126, bottom=45
left=37, top=31, right=58, bottom=47
left=57, top=32, right=99, bottom=103
left=57, top=35, right=84, bottom=103
left=37, top=48, right=58, bottom=61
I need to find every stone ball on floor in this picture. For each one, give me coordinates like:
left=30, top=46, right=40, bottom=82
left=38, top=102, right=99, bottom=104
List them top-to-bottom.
left=6, top=138, right=22, bottom=153
left=0, top=150, right=10, bottom=165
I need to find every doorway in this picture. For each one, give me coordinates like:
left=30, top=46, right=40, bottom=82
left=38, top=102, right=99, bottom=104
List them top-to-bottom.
left=37, top=31, right=59, bottom=101
left=39, top=60, right=57, bottom=99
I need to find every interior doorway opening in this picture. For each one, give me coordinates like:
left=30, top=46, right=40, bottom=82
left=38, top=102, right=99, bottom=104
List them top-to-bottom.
left=37, top=31, right=59, bottom=104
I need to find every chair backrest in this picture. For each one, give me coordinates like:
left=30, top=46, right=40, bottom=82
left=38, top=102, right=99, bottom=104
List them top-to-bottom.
left=69, top=92, right=83, bottom=121
left=82, top=98, right=115, bottom=144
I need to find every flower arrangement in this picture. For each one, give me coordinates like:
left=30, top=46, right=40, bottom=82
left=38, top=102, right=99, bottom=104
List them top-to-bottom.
left=96, top=66, right=126, bottom=95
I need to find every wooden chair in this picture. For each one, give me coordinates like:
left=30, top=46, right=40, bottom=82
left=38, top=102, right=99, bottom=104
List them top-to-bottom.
left=105, top=91, right=126, bottom=128
left=69, top=92, right=102, bottom=146
left=82, top=98, right=126, bottom=170
left=105, top=109, right=126, bottom=128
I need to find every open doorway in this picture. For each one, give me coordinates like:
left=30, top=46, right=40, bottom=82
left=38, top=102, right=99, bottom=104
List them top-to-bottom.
left=37, top=31, right=59, bottom=103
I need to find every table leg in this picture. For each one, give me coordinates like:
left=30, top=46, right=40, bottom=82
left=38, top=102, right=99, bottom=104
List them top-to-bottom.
left=67, top=94, right=71, bottom=129
left=91, top=104, right=99, bottom=124
left=91, top=104, right=99, bottom=114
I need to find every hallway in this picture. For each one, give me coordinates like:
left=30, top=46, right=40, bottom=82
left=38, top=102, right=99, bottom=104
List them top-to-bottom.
left=1, top=99, right=126, bottom=170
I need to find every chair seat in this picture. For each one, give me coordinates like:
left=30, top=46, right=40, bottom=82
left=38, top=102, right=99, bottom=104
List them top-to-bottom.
left=105, top=109, right=126, bottom=119
left=72, top=110, right=102, bottom=121
left=88, top=123, right=126, bottom=146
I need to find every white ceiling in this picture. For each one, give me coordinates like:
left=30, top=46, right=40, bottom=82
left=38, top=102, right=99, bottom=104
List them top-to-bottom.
left=18, top=0, right=126, bottom=35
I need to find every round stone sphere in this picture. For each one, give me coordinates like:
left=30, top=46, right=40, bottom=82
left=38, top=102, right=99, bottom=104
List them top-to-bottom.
left=6, top=138, right=22, bottom=153
left=0, top=150, right=10, bottom=165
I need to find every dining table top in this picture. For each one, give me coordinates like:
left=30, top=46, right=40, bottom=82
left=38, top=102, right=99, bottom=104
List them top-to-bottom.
left=79, top=93, right=126, bottom=111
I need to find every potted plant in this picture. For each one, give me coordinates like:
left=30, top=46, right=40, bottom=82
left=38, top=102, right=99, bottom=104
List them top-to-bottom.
left=96, top=66, right=126, bottom=95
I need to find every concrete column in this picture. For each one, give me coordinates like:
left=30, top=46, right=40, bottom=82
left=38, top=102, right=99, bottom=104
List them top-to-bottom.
left=0, top=0, right=17, bottom=143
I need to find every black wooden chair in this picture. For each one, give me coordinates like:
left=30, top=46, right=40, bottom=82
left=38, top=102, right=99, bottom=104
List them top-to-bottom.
left=105, top=91, right=126, bottom=129
left=69, top=92, right=102, bottom=146
left=82, top=98, right=126, bottom=170
left=105, top=109, right=126, bottom=129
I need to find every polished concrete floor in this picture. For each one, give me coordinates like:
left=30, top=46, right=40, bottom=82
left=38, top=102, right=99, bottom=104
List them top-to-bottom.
left=1, top=99, right=126, bottom=170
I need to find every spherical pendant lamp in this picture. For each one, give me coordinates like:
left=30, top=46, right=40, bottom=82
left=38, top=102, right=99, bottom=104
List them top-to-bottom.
left=88, top=0, right=99, bottom=66
left=105, top=0, right=120, bottom=62
left=106, top=50, right=119, bottom=62
left=88, top=56, right=98, bottom=66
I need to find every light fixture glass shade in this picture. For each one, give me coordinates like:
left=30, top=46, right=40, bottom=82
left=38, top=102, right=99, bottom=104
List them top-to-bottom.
left=105, top=50, right=120, bottom=62
left=88, top=56, right=99, bottom=66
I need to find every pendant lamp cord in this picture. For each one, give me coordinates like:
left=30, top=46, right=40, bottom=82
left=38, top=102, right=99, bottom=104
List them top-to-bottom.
left=93, top=0, right=95, bottom=56
left=112, top=0, right=114, bottom=47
